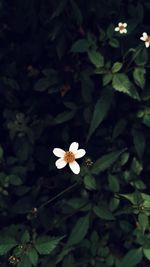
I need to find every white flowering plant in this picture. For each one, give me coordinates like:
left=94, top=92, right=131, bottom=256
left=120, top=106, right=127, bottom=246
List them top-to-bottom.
left=0, top=1, right=150, bottom=267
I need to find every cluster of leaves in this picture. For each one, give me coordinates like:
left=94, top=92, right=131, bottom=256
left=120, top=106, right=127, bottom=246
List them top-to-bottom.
left=0, top=0, right=150, bottom=266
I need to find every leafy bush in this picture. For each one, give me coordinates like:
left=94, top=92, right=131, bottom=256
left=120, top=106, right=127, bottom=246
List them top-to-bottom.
left=0, top=0, right=150, bottom=266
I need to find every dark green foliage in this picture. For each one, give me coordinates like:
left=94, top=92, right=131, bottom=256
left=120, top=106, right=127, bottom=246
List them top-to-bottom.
left=0, top=0, right=150, bottom=266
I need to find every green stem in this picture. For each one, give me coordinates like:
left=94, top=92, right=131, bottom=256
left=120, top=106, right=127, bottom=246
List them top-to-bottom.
left=39, top=182, right=78, bottom=210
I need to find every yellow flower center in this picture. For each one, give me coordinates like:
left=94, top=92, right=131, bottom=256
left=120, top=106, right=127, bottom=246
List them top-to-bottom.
left=119, top=25, right=125, bottom=31
left=146, top=36, right=150, bottom=42
left=64, top=151, right=75, bottom=163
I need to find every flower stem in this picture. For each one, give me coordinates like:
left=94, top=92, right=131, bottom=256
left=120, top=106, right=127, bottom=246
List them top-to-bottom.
left=39, top=182, right=78, bottom=209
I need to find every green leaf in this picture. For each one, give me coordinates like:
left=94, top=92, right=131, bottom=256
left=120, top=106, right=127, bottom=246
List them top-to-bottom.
left=51, top=0, right=68, bottom=19
left=70, top=0, right=82, bottom=25
left=107, top=24, right=114, bottom=39
left=109, top=38, right=120, bottom=48
left=70, top=39, right=89, bottom=53
left=134, top=48, right=148, bottom=66
left=88, top=50, right=104, bottom=68
left=112, top=62, right=123, bottom=73
left=133, top=67, right=146, bottom=89
left=103, top=73, right=113, bottom=86
left=112, top=73, right=140, bottom=100
left=34, top=78, right=53, bottom=92
left=87, top=88, right=113, bottom=140
left=54, top=111, right=75, bottom=124
left=112, top=119, right=127, bottom=139
left=133, top=130, right=145, bottom=158
left=0, top=145, right=3, bottom=160
left=91, top=149, right=126, bottom=175
left=131, top=158, right=143, bottom=175
left=7, top=175, right=22, bottom=186
left=84, top=175, right=96, bottom=190
left=108, top=175, right=120, bottom=192
left=119, top=192, right=143, bottom=205
left=109, top=197, right=120, bottom=212
left=93, top=204, right=115, bottom=220
left=138, top=213, right=149, bottom=233
left=66, top=214, right=90, bottom=247
left=21, top=230, right=30, bottom=243
left=34, top=236, right=64, bottom=255
left=0, top=237, right=17, bottom=255
left=28, top=248, right=39, bottom=266
left=119, top=248, right=143, bottom=267
left=143, top=248, right=150, bottom=260
left=62, top=254, right=75, bottom=267
left=18, top=256, right=32, bottom=267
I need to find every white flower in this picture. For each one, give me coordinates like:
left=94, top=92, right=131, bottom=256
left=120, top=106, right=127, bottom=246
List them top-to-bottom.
left=115, top=22, right=127, bottom=34
left=140, top=32, right=150, bottom=48
left=53, top=142, right=86, bottom=174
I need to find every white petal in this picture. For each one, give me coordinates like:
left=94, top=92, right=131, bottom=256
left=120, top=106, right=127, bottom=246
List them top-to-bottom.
left=118, top=22, right=122, bottom=27
left=123, top=23, right=127, bottom=27
left=115, top=27, right=119, bottom=32
left=120, top=29, right=124, bottom=34
left=123, top=29, right=127, bottom=34
left=143, top=32, right=148, bottom=38
left=140, top=37, right=145, bottom=41
left=145, top=42, right=149, bottom=48
left=69, top=142, right=79, bottom=153
left=53, top=148, right=65, bottom=157
left=75, top=149, right=86, bottom=159
left=55, top=158, right=67, bottom=169
left=69, top=161, right=80, bottom=174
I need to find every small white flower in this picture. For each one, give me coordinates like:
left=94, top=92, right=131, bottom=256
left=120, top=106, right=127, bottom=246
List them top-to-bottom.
left=115, top=22, right=127, bottom=34
left=140, top=32, right=150, bottom=48
left=53, top=142, right=86, bottom=174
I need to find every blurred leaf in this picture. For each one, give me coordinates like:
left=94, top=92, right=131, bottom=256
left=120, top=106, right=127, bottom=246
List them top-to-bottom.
left=51, top=0, right=68, bottom=19
left=70, top=0, right=82, bottom=25
left=107, top=24, right=114, bottom=39
left=109, top=38, right=120, bottom=48
left=70, top=39, right=89, bottom=53
left=134, top=48, right=148, bottom=66
left=88, top=50, right=104, bottom=68
left=112, top=62, right=123, bottom=73
left=133, top=67, right=146, bottom=89
left=103, top=73, right=113, bottom=86
left=112, top=73, right=140, bottom=100
left=34, top=78, right=53, bottom=92
left=87, top=88, right=113, bottom=140
left=54, top=111, right=75, bottom=124
left=112, top=119, right=127, bottom=139
left=133, top=130, right=145, bottom=158
left=0, top=145, right=3, bottom=160
left=92, top=149, right=126, bottom=175
left=131, top=158, right=143, bottom=175
left=7, top=175, right=22, bottom=186
left=84, top=175, right=96, bottom=190
left=108, top=175, right=120, bottom=192
left=93, top=204, right=115, bottom=220
left=138, top=213, right=148, bottom=233
left=66, top=214, right=90, bottom=247
left=21, top=230, right=30, bottom=243
left=35, top=236, right=64, bottom=255
left=0, top=237, right=17, bottom=255
left=28, top=248, right=39, bottom=266
left=119, top=248, right=143, bottom=267
left=143, top=248, right=150, bottom=260
left=62, top=254, right=75, bottom=267
left=18, top=256, right=32, bottom=267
